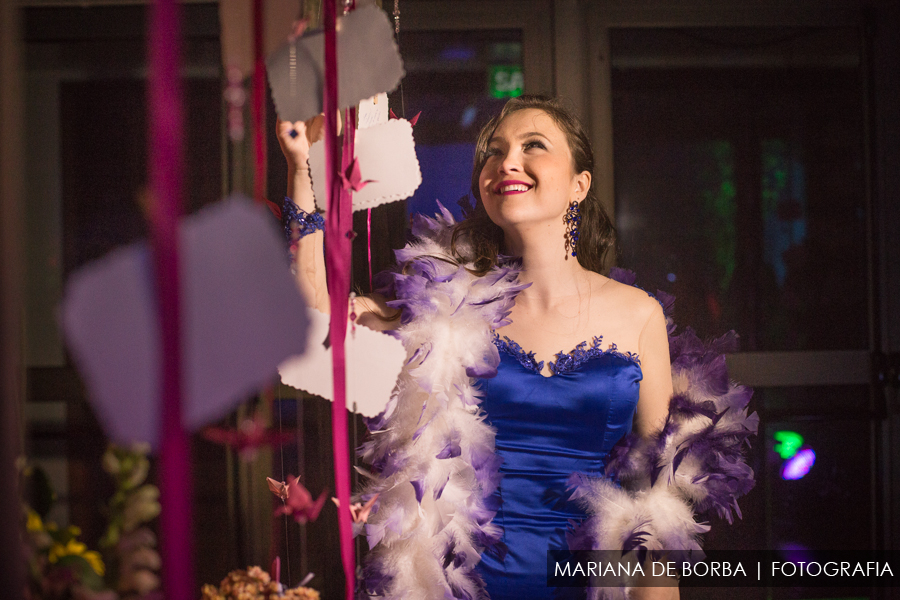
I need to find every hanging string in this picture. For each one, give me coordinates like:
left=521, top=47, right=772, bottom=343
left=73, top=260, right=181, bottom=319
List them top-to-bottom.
left=148, top=0, right=192, bottom=599
left=393, top=0, right=406, bottom=118
left=276, top=384, right=291, bottom=587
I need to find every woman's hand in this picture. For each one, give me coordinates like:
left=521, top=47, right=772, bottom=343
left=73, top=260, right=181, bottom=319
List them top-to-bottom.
left=276, top=115, right=324, bottom=171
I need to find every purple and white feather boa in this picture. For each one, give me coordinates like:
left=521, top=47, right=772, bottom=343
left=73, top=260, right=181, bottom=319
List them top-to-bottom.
left=358, top=203, right=525, bottom=600
left=357, top=208, right=757, bottom=600
left=566, top=269, right=758, bottom=600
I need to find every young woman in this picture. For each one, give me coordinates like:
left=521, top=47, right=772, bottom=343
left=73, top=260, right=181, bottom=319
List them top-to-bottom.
left=278, top=96, right=751, bottom=600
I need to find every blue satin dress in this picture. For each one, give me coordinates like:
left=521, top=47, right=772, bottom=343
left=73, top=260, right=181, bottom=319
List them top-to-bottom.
left=475, top=334, right=643, bottom=599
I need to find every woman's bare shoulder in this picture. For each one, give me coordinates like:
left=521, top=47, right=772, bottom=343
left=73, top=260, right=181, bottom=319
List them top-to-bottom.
left=593, top=274, right=662, bottom=325
left=597, top=275, right=660, bottom=307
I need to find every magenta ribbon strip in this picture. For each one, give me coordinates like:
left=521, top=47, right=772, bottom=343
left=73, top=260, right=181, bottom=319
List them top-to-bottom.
left=250, top=0, right=282, bottom=570
left=252, top=0, right=267, bottom=204
left=148, top=1, right=193, bottom=599
left=323, top=2, right=356, bottom=598
left=367, top=208, right=373, bottom=291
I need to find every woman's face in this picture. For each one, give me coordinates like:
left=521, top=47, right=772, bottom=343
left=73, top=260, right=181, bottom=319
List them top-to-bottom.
left=478, top=108, right=589, bottom=231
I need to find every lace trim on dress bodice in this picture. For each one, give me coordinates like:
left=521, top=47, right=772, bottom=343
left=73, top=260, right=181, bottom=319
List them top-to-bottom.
left=492, top=333, right=641, bottom=376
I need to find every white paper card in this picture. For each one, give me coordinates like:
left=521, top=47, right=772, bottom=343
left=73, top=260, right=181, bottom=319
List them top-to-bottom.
left=267, top=4, right=405, bottom=123
left=357, top=93, right=389, bottom=130
left=309, top=118, right=422, bottom=212
left=61, top=196, right=310, bottom=449
left=278, top=310, right=405, bottom=418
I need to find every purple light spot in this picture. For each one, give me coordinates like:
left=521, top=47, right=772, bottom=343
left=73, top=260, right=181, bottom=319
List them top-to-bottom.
left=440, top=46, right=476, bottom=62
left=460, top=106, right=477, bottom=128
left=781, top=448, right=815, bottom=480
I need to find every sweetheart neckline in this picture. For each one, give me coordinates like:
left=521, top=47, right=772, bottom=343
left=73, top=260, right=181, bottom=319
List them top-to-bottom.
left=492, top=332, right=641, bottom=378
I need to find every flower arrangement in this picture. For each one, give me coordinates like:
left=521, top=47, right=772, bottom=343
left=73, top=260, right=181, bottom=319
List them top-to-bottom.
left=21, top=442, right=162, bottom=600
left=99, top=443, right=162, bottom=598
left=21, top=444, right=323, bottom=600
left=24, top=508, right=111, bottom=600
left=200, top=566, right=319, bottom=600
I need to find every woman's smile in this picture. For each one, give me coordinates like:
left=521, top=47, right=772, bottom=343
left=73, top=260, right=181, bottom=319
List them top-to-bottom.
left=494, top=180, right=533, bottom=195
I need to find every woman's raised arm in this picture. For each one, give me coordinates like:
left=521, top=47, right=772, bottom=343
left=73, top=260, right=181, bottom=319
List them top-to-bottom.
left=276, top=116, right=398, bottom=330
left=276, top=116, right=329, bottom=313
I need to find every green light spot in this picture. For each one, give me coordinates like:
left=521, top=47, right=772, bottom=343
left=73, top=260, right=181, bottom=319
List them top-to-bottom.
left=489, top=65, right=524, bottom=99
left=774, top=430, right=804, bottom=460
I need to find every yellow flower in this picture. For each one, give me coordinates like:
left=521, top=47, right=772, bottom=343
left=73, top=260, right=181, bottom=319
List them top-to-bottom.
left=26, top=510, right=43, bottom=532
left=48, top=539, right=106, bottom=576
left=49, top=539, right=85, bottom=562
left=82, top=550, right=105, bottom=576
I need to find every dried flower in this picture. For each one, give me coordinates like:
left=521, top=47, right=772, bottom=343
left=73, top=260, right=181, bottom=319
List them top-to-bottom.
left=200, top=566, right=319, bottom=600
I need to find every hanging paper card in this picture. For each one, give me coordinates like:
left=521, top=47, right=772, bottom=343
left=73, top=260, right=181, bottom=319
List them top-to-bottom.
left=267, top=4, right=404, bottom=123
left=357, top=93, right=389, bottom=130
left=309, top=118, right=422, bottom=211
left=61, top=196, right=310, bottom=449
left=278, top=309, right=405, bottom=418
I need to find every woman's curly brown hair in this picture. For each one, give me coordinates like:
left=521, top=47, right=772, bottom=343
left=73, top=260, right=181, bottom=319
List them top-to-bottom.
left=450, top=95, right=615, bottom=275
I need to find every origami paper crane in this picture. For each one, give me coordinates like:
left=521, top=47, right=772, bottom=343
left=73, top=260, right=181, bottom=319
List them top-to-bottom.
left=309, top=117, right=422, bottom=212
left=201, top=415, right=297, bottom=462
left=273, top=476, right=328, bottom=524
left=332, top=493, right=379, bottom=524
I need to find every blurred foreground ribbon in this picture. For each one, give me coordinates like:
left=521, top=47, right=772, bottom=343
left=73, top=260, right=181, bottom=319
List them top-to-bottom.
left=148, top=0, right=192, bottom=599
left=322, top=1, right=356, bottom=598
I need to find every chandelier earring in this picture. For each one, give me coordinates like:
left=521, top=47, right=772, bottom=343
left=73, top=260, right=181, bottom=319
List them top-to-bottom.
left=564, top=200, right=581, bottom=259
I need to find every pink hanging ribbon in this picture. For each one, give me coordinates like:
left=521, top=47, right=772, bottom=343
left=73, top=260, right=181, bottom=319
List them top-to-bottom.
left=249, top=0, right=283, bottom=569
left=252, top=0, right=266, bottom=204
left=148, top=1, right=193, bottom=599
left=323, top=2, right=356, bottom=598
left=367, top=208, right=373, bottom=291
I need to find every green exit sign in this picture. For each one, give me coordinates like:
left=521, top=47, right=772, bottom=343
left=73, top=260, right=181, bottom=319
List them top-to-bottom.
left=489, top=65, right=524, bottom=98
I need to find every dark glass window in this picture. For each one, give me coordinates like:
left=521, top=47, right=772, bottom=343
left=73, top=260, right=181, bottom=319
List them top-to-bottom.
left=611, top=28, right=866, bottom=352
left=395, top=30, right=523, bottom=221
